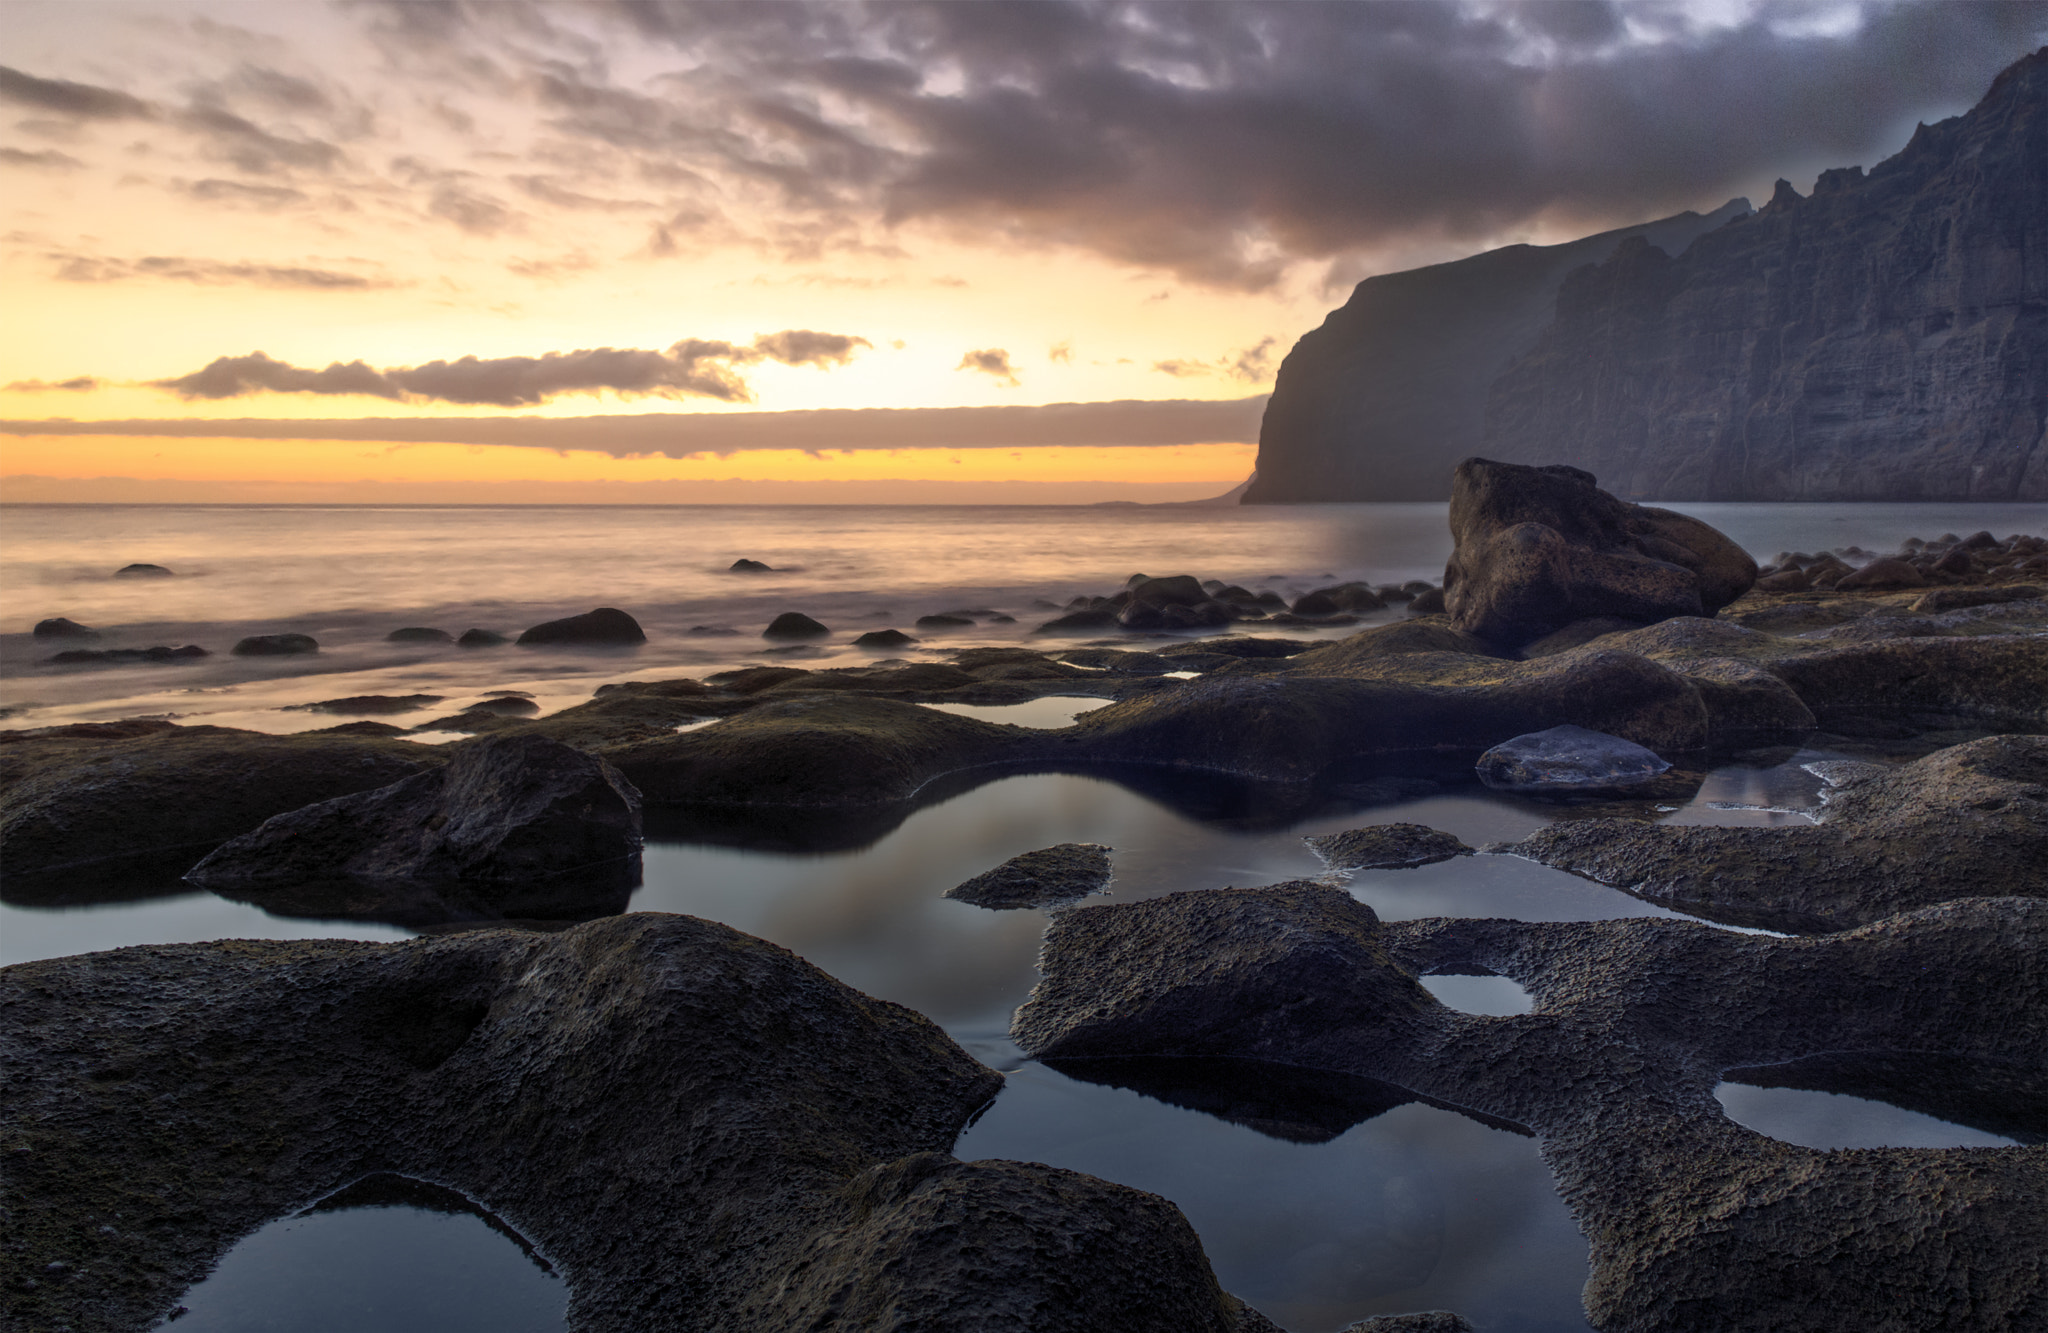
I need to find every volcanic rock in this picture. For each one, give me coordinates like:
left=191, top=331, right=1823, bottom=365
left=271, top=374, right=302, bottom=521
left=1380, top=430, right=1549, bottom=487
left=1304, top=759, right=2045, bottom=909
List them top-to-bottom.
left=1441, top=459, right=1756, bottom=647
left=516, top=607, right=646, bottom=647
left=764, top=611, right=831, bottom=640
left=231, top=632, right=319, bottom=656
left=1475, top=724, right=1673, bottom=792
left=186, top=733, right=641, bottom=889
left=1306, top=823, right=1474, bottom=871
left=947, top=843, right=1113, bottom=910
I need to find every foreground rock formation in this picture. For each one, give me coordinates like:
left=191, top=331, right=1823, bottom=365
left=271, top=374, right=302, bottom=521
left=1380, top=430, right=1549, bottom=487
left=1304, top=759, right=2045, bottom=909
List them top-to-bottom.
left=1253, top=48, right=2048, bottom=501
left=1015, top=885, right=2047, bottom=1332
left=0, top=915, right=1274, bottom=1333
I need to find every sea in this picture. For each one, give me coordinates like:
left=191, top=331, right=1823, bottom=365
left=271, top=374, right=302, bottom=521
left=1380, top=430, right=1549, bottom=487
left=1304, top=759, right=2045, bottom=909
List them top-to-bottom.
left=4, top=500, right=2042, bottom=1333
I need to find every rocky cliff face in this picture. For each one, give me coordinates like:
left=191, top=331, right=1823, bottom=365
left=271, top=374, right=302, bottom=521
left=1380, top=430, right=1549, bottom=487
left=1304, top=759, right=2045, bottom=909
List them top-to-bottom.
left=1251, top=47, right=2048, bottom=503
left=1480, top=48, right=2048, bottom=501
left=1244, top=201, right=1749, bottom=503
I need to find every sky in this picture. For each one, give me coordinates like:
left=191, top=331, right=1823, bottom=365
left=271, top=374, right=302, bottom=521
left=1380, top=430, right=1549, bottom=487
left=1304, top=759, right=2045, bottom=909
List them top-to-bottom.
left=3, top=0, right=2044, bottom=503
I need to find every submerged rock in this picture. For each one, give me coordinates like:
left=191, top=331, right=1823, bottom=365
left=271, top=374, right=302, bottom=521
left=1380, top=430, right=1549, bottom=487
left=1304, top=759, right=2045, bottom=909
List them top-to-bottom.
left=1441, top=459, right=1756, bottom=647
left=729, top=558, right=774, bottom=572
left=113, top=562, right=172, bottom=577
left=516, top=607, right=646, bottom=647
left=763, top=611, right=831, bottom=640
left=31, top=617, right=96, bottom=640
left=386, top=626, right=454, bottom=643
left=458, top=628, right=510, bottom=647
left=854, top=628, right=918, bottom=649
left=231, top=632, right=318, bottom=656
left=46, top=645, right=208, bottom=666
left=284, top=694, right=445, bottom=715
left=1475, top=724, right=1673, bottom=792
left=186, top=733, right=640, bottom=889
left=1507, top=734, right=2048, bottom=932
left=1306, top=823, right=1474, bottom=871
left=947, top=843, right=1113, bottom=909
left=1, top=914, right=1268, bottom=1333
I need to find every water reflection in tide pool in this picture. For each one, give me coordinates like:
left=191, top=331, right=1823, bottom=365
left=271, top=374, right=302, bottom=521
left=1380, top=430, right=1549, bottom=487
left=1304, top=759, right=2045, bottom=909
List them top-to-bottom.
left=956, top=1063, right=1591, bottom=1333
left=1715, top=1084, right=2023, bottom=1150
left=169, top=1176, right=565, bottom=1333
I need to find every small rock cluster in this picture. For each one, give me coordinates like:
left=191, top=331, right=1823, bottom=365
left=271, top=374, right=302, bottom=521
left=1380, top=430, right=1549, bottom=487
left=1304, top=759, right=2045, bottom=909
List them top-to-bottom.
left=1756, top=531, right=2048, bottom=592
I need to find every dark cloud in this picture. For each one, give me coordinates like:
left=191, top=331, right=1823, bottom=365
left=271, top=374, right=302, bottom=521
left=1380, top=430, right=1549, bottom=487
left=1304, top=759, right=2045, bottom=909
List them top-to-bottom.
left=371, top=0, right=2047, bottom=287
left=0, top=65, right=153, bottom=121
left=178, top=104, right=342, bottom=173
left=0, top=147, right=83, bottom=169
left=185, top=178, right=309, bottom=208
left=429, top=182, right=518, bottom=233
left=52, top=254, right=386, bottom=289
left=151, top=331, right=876, bottom=406
left=1227, top=336, right=1278, bottom=382
left=956, top=348, right=1019, bottom=385
left=1151, top=359, right=1210, bottom=378
left=5, top=376, right=98, bottom=392
left=1, top=395, right=1267, bottom=453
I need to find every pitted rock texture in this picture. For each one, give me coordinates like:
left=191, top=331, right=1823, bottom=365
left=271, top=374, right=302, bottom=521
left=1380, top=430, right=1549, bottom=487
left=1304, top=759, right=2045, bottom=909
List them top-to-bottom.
left=1479, top=50, right=2048, bottom=500
left=1441, top=459, right=1756, bottom=647
left=1475, top=724, right=1673, bottom=792
left=185, top=733, right=642, bottom=890
left=1504, top=734, right=2048, bottom=933
left=1305, top=823, right=1474, bottom=871
left=947, top=843, right=1113, bottom=910
left=1014, top=884, right=2048, bottom=1333
left=0, top=914, right=1269, bottom=1333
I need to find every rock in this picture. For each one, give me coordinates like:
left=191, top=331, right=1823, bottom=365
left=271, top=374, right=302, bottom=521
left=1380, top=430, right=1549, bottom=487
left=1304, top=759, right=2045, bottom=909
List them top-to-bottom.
left=1476, top=51, right=2048, bottom=501
left=1246, top=200, right=1747, bottom=501
left=1440, top=459, right=1757, bottom=648
left=729, top=558, right=774, bottom=571
left=1836, top=558, right=1927, bottom=590
left=113, top=562, right=172, bottom=577
left=1756, top=568, right=1810, bottom=592
left=1126, top=575, right=1208, bottom=608
left=1296, top=582, right=1385, bottom=614
left=1910, top=585, right=2043, bottom=613
left=1405, top=587, right=1445, bottom=614
left=516, top=607, right=646, bottom=647
left=1034, top=607, right=1122, bottom=633
left=763, top=612, right=831, bottom=640
left=914, top=613, right=975, bottom=630
left=1517, top=615, right=1650, bottom=657
left=31, top=617, right=96, bottom=640
left=686, top=624, right=743, bottom=636
left=386, top=626, right=454, bottom=643
left=457, top=628, right=509, bottom=647
left=854, top=628, right=919, bottom=649
left=230, top=632, right=318, bottom=656
left=46, top=645, right=208, bottom=666
left=1671, top=657, right=1818, bottom=746
left=284, top=694, right=445, bottom=715
left=463, top=696, right=540, bottom=716
left=1475, top=724, right=1673, bottom=792
left=0, top=725, right=442, bottom=882
left=186, top=734, right=641, bottom=889
left=1506, top=734, right=2048, bottom=932
left=1306, top=823, right=1474, bottom=871
left=946, top=843, right=1112, bottom=910
left=1, top=914, right=1272, bottom=1333
left=1342, top=1315, right=1474, bottom=1333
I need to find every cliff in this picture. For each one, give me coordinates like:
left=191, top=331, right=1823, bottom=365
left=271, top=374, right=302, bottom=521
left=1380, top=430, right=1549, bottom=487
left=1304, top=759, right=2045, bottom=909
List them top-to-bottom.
left=1251, top=46, right=2048, bottom=503
left=1243, top=200, right=1749, bottom=502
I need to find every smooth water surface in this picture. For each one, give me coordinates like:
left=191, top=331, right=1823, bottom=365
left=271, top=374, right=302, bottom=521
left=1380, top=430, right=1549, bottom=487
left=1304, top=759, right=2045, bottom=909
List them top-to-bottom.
left=1715, top=1083, right=2023, bottom=1150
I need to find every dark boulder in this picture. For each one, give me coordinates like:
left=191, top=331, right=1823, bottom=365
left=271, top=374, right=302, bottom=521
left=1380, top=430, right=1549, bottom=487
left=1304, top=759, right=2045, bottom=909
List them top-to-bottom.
left=1441, top=459, right=1756, bottom=647
left=729, top=558, right=774, bottom=572
left=1836, top=558, right=1927, bottom=590
left=113, top=563, right=172, bottom=578
left=1127, top=575, right=1209, bottom=608
left=1296, top=583, right=1386, bottom=615
left=1406, top=587, right=1446, bottom=614
left=517, top=607, right=646, bottom=647
left=1033, top=607, right=1121, bottom=634
left=763, top=612, right=831, bottom=640
left=914, top=613, right=975, bottom=630
left=32, top=617, right=97, bottom=640
left=686, top=624, right=743, bottom=637
left=386, top=626, right=454, bottom=643
left=457, top=628, right=509, bottom=647
left=854, top=628, right=919, bottom=649
left=231, top=632, right=318, bottom=656
left=47, top=645, right=207, bottom=665
left=284, top=694, right=445, bottom=715
left=463, top=696, right=541, bottom=716
left=1475, top=724, right=1673, bottom=792
left=187, top=733, right=641, bottom=889
left=1306, top=824, right=1474, bottom=871
left=947, top=843, right=1113, bottom=910
left=1342, top=1316, right=1474, bottom=1333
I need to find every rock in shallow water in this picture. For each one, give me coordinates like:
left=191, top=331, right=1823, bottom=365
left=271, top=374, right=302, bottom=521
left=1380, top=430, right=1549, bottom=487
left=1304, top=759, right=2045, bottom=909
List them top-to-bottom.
left=516, top=606, right=645, bottom=647
left=764, top=611, right=831, bottom=639
left=31, top=617, right=96, bottom=640
left=231, top=632, right=318, bottom=656
left=1474, top=723, right=1673, bottom=792
left=186, top=733, right=641, bottom=889
left=1306, top=823, right=1474, bottom=871
left=947, top=842, right=1113, bottom=909
left=1, top=913, right=1270, bottom=1333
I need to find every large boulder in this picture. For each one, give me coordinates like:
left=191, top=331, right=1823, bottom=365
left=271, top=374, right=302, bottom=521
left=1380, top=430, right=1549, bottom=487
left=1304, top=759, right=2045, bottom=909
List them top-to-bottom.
left=1441, top=459, right=1756, bottom=647
left=516, top=607, right=646, bottom=647
left=31, top=617, right=97, bottom=640
left=185, top=734, right=642, bottom=890
left=1, top=914, right=1270, bottom=1332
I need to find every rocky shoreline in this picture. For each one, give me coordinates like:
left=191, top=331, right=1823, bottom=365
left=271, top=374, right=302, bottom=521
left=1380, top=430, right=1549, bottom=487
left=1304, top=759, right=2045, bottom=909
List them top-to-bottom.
left=4, top=465, right=2046, bottom=1331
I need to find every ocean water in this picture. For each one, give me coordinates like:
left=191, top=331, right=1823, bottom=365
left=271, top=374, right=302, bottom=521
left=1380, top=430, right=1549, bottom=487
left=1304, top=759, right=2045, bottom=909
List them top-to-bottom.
left=5, top=500, right=2040, bottom=1333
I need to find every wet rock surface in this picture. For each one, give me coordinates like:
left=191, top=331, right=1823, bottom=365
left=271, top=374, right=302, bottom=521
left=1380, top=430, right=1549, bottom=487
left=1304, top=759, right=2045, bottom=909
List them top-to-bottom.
left=1441, top=459, right=1756, bottom=647
left=113, top=562, right=172, bottom=577
left=515, top=606, right=646, bottom=647
left=764, top=611, right=831, bottom=639
left=31, top=617, right=97, bottom=640
left=231, top=632, right=319, bottom=656
left=1475, top=724, right=1673, bottom=792
left=186, top=733, right=642, bottom=893
left=1506, top=734, right=2048, bottom=932
left=1306, top=823, right=1474, bottom=871
left=947, top=842, right=1113, bottom=909
left=1016, top=884, right=2048, bottom=1333
left=0, top=914, right=1267, bottom=1333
